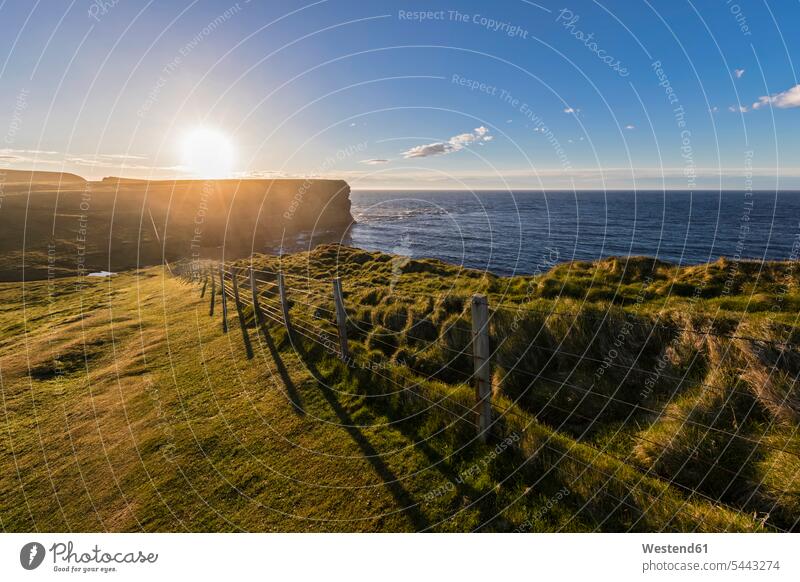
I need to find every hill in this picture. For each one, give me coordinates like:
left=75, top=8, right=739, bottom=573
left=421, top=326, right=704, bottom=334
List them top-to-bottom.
left=0, top=169, right=86, bottom=185
left=0, top=172, right=353, bottom=281
left=1, top=245, right=797, bottom=531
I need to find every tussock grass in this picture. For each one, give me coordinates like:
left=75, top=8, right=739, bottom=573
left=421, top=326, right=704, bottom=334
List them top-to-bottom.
left=2, top=244, right=798, bottom=531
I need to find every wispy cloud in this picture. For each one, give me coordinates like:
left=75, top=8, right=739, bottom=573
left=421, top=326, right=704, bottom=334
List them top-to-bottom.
left=734, top=68, right=745, bottom=79
left=752, top=84, right=800, bottom=110
left=728, top=105, right=748, bottom=113
left=563, top=107, right=580, bottom=114
left=625, top=124, right=635, bottom=130
left=401, top=126, right=493, bottom=158
left=0, top=148, right=59, bottom=155
left=0, top=149, right=153, bottom=169
left=95, top=153, right=149, bottom=160
left=360, top=158, right=390, bottom=165
left=238, top=170, right=289, bottom=179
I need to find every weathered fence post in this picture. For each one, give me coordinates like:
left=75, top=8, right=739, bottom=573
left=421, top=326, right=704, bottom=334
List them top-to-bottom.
left=219, top=266, right=229, bottom=333
left=231, top=267, right=254, bottom=359
left=250, top=268, right=264, bottom=327
left=277, top=272, right=293, bottom=338
left=200, top=273, right=208, bottom=298
left=209, top=273, right=216, bottom=317
left=332, top=277, right=349, bottom=360
left=471, top=294, right=492, bottom=442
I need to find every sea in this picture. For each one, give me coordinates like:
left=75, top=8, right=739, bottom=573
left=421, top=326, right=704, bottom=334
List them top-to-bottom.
left=342, top=190, right=800, bottom=276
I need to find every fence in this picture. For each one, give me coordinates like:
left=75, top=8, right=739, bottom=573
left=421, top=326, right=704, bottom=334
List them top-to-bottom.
left=171, top=259, right=800, bottom=532
left=175, top=261, right=496, bottom=441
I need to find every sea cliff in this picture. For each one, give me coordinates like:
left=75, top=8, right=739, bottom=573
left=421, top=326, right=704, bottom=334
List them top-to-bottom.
left=0, top=171, right=353, bottom=280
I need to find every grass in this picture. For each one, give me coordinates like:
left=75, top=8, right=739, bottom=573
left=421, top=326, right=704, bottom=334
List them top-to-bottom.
left=0, top=176, right=351, bottom=281
left=1, top=244, right=798, bottom=531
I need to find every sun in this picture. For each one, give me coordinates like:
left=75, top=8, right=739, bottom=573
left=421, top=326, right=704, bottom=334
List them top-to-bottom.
left=181, top=127, right=235, bottom=178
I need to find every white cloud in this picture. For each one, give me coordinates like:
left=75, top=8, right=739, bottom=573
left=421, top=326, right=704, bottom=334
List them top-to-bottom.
left=734, top=68, right=745, bottom=79
left=752, top=84, right=800, bottom=109
left=729, top=105, right=748, bottom=113
left=710, top=106, right=719, bottom=113
left=563, top=107, right=580, bottom=114
left=625, top=124, right=635, bottom=130
left=401, top=126, right=493, bottom=158
left=402, top=142, right=451, bottom=158
left=0, top=148, right=59, bottom=155
left=96, top=153, right=149, bottom=160
left=360, top=159, right=390, bottom=165
left=240, top=170, right=289, bottom=179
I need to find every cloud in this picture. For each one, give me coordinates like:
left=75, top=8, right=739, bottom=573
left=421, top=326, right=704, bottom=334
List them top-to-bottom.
left=734, top=68, right=745, bottom=79
left=752, top=84, right=800, bottom=109
left=728, top=105, right=748, bottom=113
left=710, top=106, right=719, bottom=113
left=563, top=107, right=580, bottom=114
left=625, top=124, right=635, bottom=130
left=401, top=126, right=493, bottom=158
left=402, top=142, right=450, bottom=158
left=0, top=147, right=59, bottom=157
left=0, top=148, right=62, bottom=164
left=96, top=153, right=149, bottom=160
left=360, top=159, right=390, bottom=165
left=240, top=170, right=289, bottom=179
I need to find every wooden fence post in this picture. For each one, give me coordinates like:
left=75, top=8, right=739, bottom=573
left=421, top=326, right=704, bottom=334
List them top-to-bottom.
left=219, top=266, right=229, bottom=333
left=231, top=268, right=254, bottom=359
left=250, top=268, right=264, bottom=327
left=277, top=272, right=293, bottom=338
left=200, top=273, right=208, bottom=298
left=209, top=273, right=216, bottom=317
left=332, top=277, right=349, bottom=360
left=471, top=294, right=492, bottom=442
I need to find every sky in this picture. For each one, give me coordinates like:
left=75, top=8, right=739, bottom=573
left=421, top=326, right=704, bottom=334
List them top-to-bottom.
left=0, top=0, right=799, bottom=189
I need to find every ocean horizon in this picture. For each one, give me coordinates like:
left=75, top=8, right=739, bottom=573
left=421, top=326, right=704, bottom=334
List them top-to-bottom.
left=347, top=189, right=800, bottom=276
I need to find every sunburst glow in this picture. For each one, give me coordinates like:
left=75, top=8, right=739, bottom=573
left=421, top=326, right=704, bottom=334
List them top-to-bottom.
left=181, top=127, right=235, bottom=178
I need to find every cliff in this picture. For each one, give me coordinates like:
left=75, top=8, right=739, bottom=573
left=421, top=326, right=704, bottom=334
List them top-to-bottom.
left=0, top=173, right=353, bottom=280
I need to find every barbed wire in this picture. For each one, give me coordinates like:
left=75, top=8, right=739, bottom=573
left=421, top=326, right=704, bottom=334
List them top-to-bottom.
left=177, top=261, right=796, bottom=531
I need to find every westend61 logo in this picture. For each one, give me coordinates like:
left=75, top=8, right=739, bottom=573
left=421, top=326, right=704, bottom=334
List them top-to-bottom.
left=19, top=541, right=158, bottom=574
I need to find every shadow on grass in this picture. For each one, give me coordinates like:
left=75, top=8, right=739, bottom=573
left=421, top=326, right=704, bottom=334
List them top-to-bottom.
left=254, top=321, right=305, bottom=416
left=295, top=342, right=430, bottom=531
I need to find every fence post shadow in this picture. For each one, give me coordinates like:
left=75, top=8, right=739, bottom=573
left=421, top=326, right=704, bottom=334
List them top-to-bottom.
left=254, top=320, right=306, bottom=416
left=294, top=342, right=430, bottom=531
left=381, top=409, right=502, bottom=531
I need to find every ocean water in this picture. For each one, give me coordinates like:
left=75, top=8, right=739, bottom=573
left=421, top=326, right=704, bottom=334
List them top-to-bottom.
left=347, top=190, right=800, bottom=276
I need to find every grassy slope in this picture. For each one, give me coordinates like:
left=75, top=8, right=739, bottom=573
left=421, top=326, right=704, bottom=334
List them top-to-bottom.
left=0, top=177, right=351, bottom=281
left=2, top=245, right=796, bottom=531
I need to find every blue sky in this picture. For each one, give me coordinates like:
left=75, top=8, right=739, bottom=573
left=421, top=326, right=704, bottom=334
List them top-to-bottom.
left=1, top=0, right=799, bottom=189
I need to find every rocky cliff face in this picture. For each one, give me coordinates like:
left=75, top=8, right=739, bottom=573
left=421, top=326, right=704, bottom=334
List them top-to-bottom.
left=0, top=172, right=354, bottom=280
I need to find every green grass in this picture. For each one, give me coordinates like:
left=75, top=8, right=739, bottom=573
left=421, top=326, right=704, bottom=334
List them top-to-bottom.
left=2, top=244, right=798, bottom=531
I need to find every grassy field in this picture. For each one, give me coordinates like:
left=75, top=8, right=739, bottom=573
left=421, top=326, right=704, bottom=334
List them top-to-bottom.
left=0, top=173, right=351, bottom=281
left=1, top=245, right=798, bottom=531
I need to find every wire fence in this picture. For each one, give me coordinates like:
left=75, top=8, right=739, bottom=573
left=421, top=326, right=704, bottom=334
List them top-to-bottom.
left=171, top=259, right=800, bottom=532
